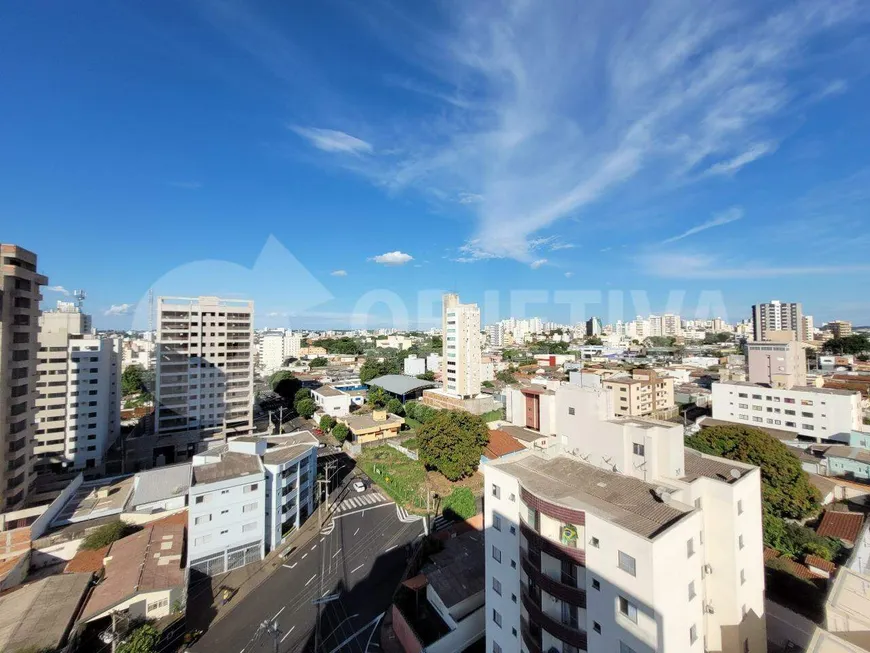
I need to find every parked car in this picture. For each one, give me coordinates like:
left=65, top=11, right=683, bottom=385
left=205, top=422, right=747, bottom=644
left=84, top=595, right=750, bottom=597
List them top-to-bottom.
left=352, top=480, right=366, bottom=493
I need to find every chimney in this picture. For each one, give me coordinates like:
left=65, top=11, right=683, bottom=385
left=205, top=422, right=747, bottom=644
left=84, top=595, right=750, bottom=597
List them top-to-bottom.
left=373, top=409, right=387, bottom=422
left=96, top=487, right=110, bottom=499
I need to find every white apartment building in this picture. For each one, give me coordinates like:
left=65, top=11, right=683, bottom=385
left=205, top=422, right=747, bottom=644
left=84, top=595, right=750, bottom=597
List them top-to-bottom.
left=0, top=244, right=47, bottom=509
left=443, top=293, right=482, bottom=398
left=155, top=296, right=254, bottom=438
left=33, top=304, right=121, bottom=474
left=802, top=316, right=815, bottom=342
left=486, top=323, right=505, bottom=347
left=256, top=329, right=301, bottom=375
left=122, top=337, right=154, bottom=371
left=403, top=354, right=426, bottom=376
left=711, top=382, right=862, bottom=442
left=485, top=383, right=766, bottom=653
left=310, top=384, right=351, bottom=417
left=261, top=432, right=317, bottom=551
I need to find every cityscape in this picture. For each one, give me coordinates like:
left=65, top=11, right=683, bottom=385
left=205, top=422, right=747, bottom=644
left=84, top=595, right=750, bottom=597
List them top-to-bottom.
left=2, top=3, right=870, bottom=653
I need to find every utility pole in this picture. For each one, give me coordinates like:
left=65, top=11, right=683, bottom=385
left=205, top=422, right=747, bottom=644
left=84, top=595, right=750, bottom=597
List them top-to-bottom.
left=279, top=406, right=284, bottom=433
left=253, top=618, right=282, bottom=653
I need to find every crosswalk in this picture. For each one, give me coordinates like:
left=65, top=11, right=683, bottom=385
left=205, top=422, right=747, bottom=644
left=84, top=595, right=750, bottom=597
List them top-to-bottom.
left=334, top=491, right=391, bottom=514
left=432, top=514, right=454, bottom=532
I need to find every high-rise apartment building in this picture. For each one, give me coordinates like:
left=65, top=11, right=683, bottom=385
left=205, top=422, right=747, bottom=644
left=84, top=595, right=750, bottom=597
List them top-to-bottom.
left=0, top=244, right=48, bottom=509
left=443, top=293, right=481, bottom=398
left=155, top=297, right=254, bottom=438
left=752, top=300, right=803, bottom=342
left=33, top=303, right=121, bottom=475
left=662, top=313, right=682, bottom=336
left=801, top=315, right=814, bottom=342
left=585, top=317, right=603, bottom=337
left=828, top=320, right=852, bottom=339
left=486, top=323, right=505, bottom=347
left=256, top=329, right=300, bottom=375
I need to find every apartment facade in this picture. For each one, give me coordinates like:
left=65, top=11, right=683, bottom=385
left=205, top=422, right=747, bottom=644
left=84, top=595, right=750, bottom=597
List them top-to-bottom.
left=0, top=244, right=48, bottom=509
left=443, top=293, right=482, bottom=398
left=155, top=296, right=254, bottom=438
left=752, top=300, right=804, bottom=342
left=33, top=304, right=121, bottom=474
left=828, top=321, right=852, bottom=339
left=256, top=329, right=300, bottom=375
left=746, top=340, right=807, bottom=388
left=602, top=370, right=676, bottom=419
left=711, top=382, right=862, bottom=442
left=485, top=384, right=766, bottom=653
left=261, top=432, right=317, bottom=551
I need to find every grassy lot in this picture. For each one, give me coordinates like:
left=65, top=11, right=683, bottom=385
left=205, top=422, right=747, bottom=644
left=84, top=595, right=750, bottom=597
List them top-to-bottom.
left=480, top=407, right=505, bottom=423
left=403, top=417, right=424, bottom=431
left=401, top=437, right=419, bottom=451
left=358, top=446, right=428, bottom=511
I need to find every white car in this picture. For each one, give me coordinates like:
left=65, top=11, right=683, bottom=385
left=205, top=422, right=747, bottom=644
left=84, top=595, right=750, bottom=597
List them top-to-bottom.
left=352, top=480, right=366, bottom=493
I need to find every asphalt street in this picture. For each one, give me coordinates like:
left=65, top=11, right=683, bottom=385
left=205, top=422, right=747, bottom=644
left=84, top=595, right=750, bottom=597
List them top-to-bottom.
left=194, top=472, right=424, bottom=653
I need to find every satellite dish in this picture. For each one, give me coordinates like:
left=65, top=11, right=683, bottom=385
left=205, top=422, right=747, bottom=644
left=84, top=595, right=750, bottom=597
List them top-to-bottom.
left=730, top=469, right=742, bottom=479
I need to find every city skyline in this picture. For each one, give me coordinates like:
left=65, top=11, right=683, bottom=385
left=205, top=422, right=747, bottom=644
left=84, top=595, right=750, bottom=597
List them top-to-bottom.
left=3, top=2, right=869, bottom=329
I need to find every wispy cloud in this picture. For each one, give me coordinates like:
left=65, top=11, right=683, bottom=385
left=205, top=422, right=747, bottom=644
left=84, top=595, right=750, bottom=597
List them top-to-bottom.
left=817, top=79, right=848, bottom=99
left=290, top=126, right=372, bottom=154
left=704, top=143, right=777, bottom=176
left=169, top=181, right=203, bottom=190
left=458, top=192, right=483, bottom=204
left=662, top=206, right=744, bottom=243
left=369, top=251, right=413, bottom=265
left=642, top=251, right=870, bottom=279
left=530, top=259, right=548, bottom=270
left=330, top=269, right=348, bottom=277
left=564, top=272, right=574, bottom=278
left=46, top=285, right=70, bottom=295
left=104, top=303, right=133, bottom=316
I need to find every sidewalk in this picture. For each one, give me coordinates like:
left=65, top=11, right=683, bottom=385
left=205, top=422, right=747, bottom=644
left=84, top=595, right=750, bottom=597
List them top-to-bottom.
left=186, top=507, right=332, bottom=631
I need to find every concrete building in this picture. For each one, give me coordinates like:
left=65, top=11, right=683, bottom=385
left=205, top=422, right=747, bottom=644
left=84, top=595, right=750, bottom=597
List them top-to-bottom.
left=0, top=244, right=48, bottom=509
left=443, top=293, right=482, bottom=398
left=155, top=296, right=254, bottom=438
left=752, top=300, right=804, bottom=342
left=33, top=303, right=121, bottom=475
left=662, top=313, right=682, bottom=336
left=802, top=315, right=815, bottom=342
left=586, top=317, right=603, bottom=337
left=828, top=321, right=853, bottom=339
left=487, top=323, right=505, bottom=347
left=256, top=329, right=302, bottom=375
left=121, top=337, right=154, bottom=371
left=746, top=340, right=807, bottom=388
left=403, top=354, right=426, bottom=376
left=602, top=370, right=676, bottom=420
left=711, top=382, right=862, bottom=442
left=310, top=384, right=351, bottom=417
left=485, top=384, right=766, bottom=653
left=339, top=409, right=405, bottom=446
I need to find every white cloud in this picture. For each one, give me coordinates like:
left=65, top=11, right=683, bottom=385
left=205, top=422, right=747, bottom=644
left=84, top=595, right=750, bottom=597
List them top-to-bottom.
left=817, top=79, right=848, bottom=99
left=290, top=126, right=373, bottom=154
left=704, top=143, right=777, bottom=176
left=458, top=192, right=484, bottom=204
left=662, top=206, right=744, bottom=243
left=550, top=242, right=576, bottom=251
left=370, top=251, right=414, bottom=265
left=641, top=251, right=870, bottom=279
left=530, top=259, right=548, bottom=270
left=330, top=269, right=348, bottom=277
left=564, top=272, right=574, bottom=278
left=45, top=285, right=70, bottom=295
left=104, top=303, right=133, bottom=316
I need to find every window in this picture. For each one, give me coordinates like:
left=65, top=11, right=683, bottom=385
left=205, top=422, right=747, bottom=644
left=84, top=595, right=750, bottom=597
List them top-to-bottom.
left=738, top=392, right=748, bottom=398
left=752, top=394, right=762, bottom=400
left=784, top=397, right=795, bottom=404
left=801, top=399, right=814, bottom=406
left=738, top=403, right=748, bottom=409
left=752, top=405, right=762, bottom=411
left=568, top=407, right=575, bottom=415
left=785, top=409, right=796, bottom=415
left=801, top=412, right=814, bottom=418
left=752, top=416, right=763, bottom=423
left=785, top=421, right=796, bottom=427
left=803, top=424, right=815, bottom=431
left=632, top=443, right=645, bottom=456
left=244, top=483, right=259, bottom=493
left=492, top=484, right=501, bottom=499
left=508, top=493, right=516, bottom=502
left=195, top=494, right=211, bottom=504
left=738, top=500, right=743, bottom=515
left=243, top=502, right=258, bottom=513
left=194, top=514, right=212, bottom=525
left=493, top=514, right=502, bottom=531
left=242, top=521, right=257, bottom=532
left=510, top=525, right=516, bottom=535
left=739, top=534, right=745, bottom=550
left=193, top=535, right=212, bottom=546
left=591, top=537, right=600, bottom=548
left=687, top=537, right=695, bottom=558
left=492, top=546, right=502, bottom=563
left=618, top=551, right=636, bottom=576
left=511, top=559, right=516, bottom=569
left=740, top=568, right=746, bottom=585
left=492, top=577, right=502, bottom=595
left=592, top=579, right=600, bottom=591
left=688, top=580, right=696, bottom=600
left=618, top=596, right=638, bottom=623
left=147, top=598, right=169, bottom=613
left=492, top=609, right=502, bottom=627
left=593, top=622, right=601, bottom=634
left=690, top=624, right=698, bottom=644
left=511, top=628, right=517, bottom=637
left=744, top=639, right=749, bottom=653
left=492, top=643, right=502, bottom=653
left=620, top=644, right=638, bottom=653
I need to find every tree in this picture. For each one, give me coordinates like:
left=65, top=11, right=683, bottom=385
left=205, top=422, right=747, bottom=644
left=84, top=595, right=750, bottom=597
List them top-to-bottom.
left=703, top=332, right=732, bottom=344
left=823, top=334, right=870, bottom=355
left=585, top=336, right=603, bottom=346
left=646, top=336, right=676, bottom=347
left=317, top=337, right=364, bottom=355
left=309, top=356, right=328, bottom=368
left=360, top=360, right=384, bottom=383
left=122, top=365, right=146, bottom=396
left=496, top=367, right=517, bottom=384
left=416, top=370, right=436, bottom=381
left=270, top=371, right=301, bottom=402
left=482, top=380, right=494, bottom=388
left=367, top=385, right=389, bottom=408
left=294, top=387, right=311, bottom=408
left=295, top=397, right=316, bottom=419
left=386, top=398, right=404, bottom=416
left=418, top=410, right=489, bottom=481
left=319, top=415, right=336, bottom=432
left=333, top=423, right=350, bottom=443
left=686, top=424, right=820, bottom=520
left=82, top=520, right=134, bottom=550
left=117, top=624, right=159, bottom=653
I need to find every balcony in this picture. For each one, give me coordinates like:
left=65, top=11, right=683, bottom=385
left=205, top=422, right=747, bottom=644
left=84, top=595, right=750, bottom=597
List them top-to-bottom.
left=521, top=521, right=586, bottom=567
left=521, top=555, right=587, bottom=608
left=521, top=586, right=588, bottom=651
left=521, top=618, right=543, bottom=653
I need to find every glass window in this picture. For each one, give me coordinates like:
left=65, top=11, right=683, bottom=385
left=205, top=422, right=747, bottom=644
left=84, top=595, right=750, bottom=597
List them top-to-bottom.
left=633, top=443, right=645, bottom=456
left=492, top=484, right=501, bottom=499
left=493, top=514, right=502, bottom=531
left=687, top=537, right=695, bottom=558
left=492, top=546, right=501, bottom=563
left=618, top=551, right=636, bottom=576
left=492, top=577, right=502, bottom=595
left=688, top=581, right=696, bottom=600
left=618, top=596, right=638, bottom=623
left=492, top=609, right=502, bottom=627
left=690, top=624, right=698, bottom=644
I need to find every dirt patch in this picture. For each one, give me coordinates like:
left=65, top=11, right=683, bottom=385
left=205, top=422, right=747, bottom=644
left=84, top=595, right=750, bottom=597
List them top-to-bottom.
left=425, top=469, right=484, bottom=498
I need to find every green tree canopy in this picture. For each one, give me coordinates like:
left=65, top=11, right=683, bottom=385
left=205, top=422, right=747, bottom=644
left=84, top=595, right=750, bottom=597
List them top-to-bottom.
left=703, top=332, right=732, bottom=344
left=822, top=334, right=870, bottom=355
left=585, top=336, right=603, bottom=346
left=646, top=336, right=677, bottom=347
left=317, top=337, right=364, bottom=355
left=309, top=356, right=328, bottom=368
left=360, top=359, right=400, bottom=383
left=122, top=365, right=149, bottom=396
left=496, top=367, right=517, bottom=384
left=416, top=370, right=436, bottom=381
left=270, top=371, right=301, bottom=401
left=367, top=385, right=389, bottom=408
left=294, top=388, right=311, bottom=405
left=295, top=397, right=316, bottom=419
left=385, top=398, right=404, bottom=416
left=418, top=410, right=489, bottom=481
left=319, top=415, right=336, bottom=432
left=333, top=423, right=350, bottom=443
left=685, top=424, right=820, bottom=520
left=82, top=520, right=135, bottom=550
left=117, top=624, right=159, bottom=653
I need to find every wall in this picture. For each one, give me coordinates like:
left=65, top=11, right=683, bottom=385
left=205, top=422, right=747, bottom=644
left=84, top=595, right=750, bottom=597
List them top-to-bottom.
left=29, top=472, right=83, bottom=538
left=31, top=538, right=82, bottom=568
left=0, top=550, right=30, bottom=591
left=392, top=603, right=424, bottom=653
left=424, top=605, right=485, bottom=653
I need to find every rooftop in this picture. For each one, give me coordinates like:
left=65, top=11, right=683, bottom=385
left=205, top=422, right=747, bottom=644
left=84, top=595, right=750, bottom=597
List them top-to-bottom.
left=367, top=374, right=437, bottom=396
left=719, top=381, right=860, bottom=397
left=312, top=384, right=345, bottom=397
left=342, top=412, right=404, bottom=433
left=499, top=424, right=550, bottom=443
left=484, top=430, right=527, bottom=460
left=263, top=431, right=319, bottom=465
left=823, top=445, right=870, bottom=464
left=681, top=450, right=751, bottom=485
left=490, top=451, right=691, bottom=538
left=192, top=452, right=263, bottom=485
left=130, top=463, right=192, bottom=508
left=52, top=475, right=135, bottom=526
left=817, top=511, right=864, bottom=543
left=81, top=523, right=185, bottom=621
left=421, top=530, right=485, bottom=609
left=827, top=566, right=870, bottom=629
left=0, top=573, right=92, bottom=652
left=805, top=628, right=867, bottom=653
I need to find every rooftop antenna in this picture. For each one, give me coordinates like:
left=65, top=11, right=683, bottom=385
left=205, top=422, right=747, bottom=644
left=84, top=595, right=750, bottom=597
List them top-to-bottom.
left=73, top=289, right=86, bottom=311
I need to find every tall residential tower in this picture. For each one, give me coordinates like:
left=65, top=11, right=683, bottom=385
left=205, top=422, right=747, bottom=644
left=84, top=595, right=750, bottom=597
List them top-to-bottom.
left=442, top=293, right=481, bottom=398
left=752, top=300, right=804, bottom=342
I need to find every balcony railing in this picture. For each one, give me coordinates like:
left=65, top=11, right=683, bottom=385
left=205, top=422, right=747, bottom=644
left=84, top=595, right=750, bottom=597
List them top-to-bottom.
left=521, top=521, right=586, bottom=566
left=521, top=555, right=587, bottom=608
left=521, top=587, right=588, bottom=651
left=520, top=618, right=543, bottom=653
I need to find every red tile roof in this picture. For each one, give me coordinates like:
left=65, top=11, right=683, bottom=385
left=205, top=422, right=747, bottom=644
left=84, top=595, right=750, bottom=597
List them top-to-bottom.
left=484, top=430, right=527, bottom=460
left=817, top=511, right=864, bottom=544
left=64, top=545, right=109, bottom=574
left=763, top=547, right=780, bottom=562
left=804, top=555, right=836, bottom=574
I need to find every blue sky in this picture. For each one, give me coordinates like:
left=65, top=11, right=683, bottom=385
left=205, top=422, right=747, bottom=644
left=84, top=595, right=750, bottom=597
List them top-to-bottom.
left=2, top=1, right=869, bottom=330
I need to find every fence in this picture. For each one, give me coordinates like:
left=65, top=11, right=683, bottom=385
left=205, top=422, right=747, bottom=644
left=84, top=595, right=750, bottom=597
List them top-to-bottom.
left=387, top=440, right=419, bottom=461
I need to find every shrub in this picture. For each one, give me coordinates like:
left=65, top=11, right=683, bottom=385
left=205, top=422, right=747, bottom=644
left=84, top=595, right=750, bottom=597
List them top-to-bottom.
left=319, top=415, right=337, bottom=432
left=333, top=423, right=350, bottom=443
left=442, top=487, right=477, bottom=520
left=81, top=521, right=133, bottom=551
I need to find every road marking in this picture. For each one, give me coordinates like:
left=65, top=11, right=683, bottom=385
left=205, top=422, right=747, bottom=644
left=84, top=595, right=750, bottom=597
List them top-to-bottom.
left=335, top=503, right=394, bottom=520
left=354, top=528, right=360, bottom=536
left=320, top=537, right=325, bottom=542
left=311, top=544, right=317, bottom=550
left=385, top=544, right=397, bottom=552
left=332, top=548, right=342, bottom=558
left=302, top=553, right=308, bottom=559
left=283, top=563, right=297, bottom=569
left=350, top=563, right=364, bottom=574
left=305, top=574, right=317, bottom=586
left=323, top=589, right=331, bottom=597
left=271, top=606, right=285, bottom=621
left=280, top=625, right=296, bottom=643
